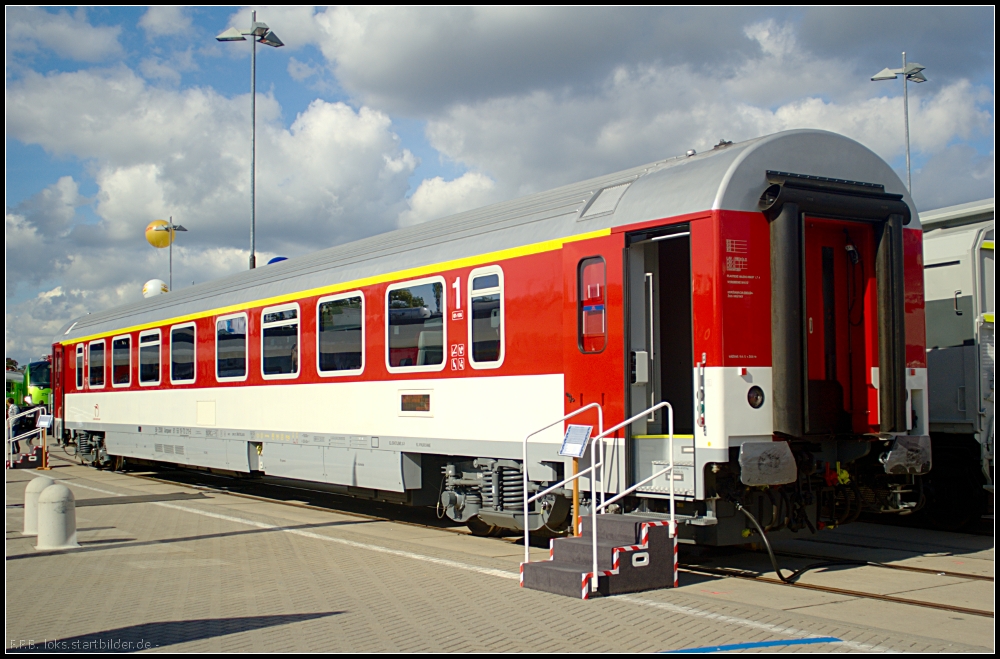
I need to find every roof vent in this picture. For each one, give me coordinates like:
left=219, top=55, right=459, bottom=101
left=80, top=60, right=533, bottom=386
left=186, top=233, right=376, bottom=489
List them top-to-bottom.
left=714, top=139, right=733, bottom=149
left=686, top=149, right=696, bottom=157
left=580, top=182, right=633, bottom=219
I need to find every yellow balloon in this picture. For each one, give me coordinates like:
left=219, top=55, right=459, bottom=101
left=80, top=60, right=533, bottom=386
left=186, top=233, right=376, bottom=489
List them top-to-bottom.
left=145, top=219, right=174, bottom=248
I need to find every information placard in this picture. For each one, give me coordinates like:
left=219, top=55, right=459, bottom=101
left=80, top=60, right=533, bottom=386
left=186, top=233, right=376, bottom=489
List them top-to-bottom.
left=35, top=415, right=53, bottom=429
left=559, top=424, right=593, bottom=459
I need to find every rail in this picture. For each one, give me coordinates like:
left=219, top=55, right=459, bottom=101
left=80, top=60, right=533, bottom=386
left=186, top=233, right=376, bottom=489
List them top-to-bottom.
left=521, top=401, right=676, bottom=594
left=522, top=403, right=604, bottom=589
left=5, top=406, right=47, bottom=465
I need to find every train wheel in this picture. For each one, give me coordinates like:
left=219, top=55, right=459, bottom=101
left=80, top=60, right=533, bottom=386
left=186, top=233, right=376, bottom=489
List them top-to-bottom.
left=466, top=517, right=503, bottom=537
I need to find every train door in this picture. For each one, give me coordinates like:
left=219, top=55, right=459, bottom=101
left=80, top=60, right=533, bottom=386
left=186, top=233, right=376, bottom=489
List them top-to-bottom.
left=803, top=218, right=878, bottom=434
left=625, top=225, right=695, bottom=493
left=53, top=345, right=65, bottom=437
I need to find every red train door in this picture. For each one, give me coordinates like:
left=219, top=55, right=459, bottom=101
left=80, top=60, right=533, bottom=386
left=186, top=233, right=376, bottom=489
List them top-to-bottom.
left=52, top=344, right=65, bottom=439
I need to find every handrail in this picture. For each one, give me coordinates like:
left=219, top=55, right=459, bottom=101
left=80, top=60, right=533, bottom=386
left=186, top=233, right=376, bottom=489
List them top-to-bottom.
left=521, top=400, right=677, bottom=596
left=594, top=402, right=676, bottom=557
left=522, top=403, right=603, bottom=587
left=5, top=407, right=45, bottom=465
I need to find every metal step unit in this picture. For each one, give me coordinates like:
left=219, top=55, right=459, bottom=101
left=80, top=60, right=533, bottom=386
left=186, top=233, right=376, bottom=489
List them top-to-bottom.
left=520, top=514, right=677, bottom=599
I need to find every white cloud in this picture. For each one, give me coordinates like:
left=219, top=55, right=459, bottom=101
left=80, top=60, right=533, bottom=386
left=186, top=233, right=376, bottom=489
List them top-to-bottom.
left=5, top=7, right=122, bottom=62
left=138, top=7, right=192, bottom=38
left=5, top=66, right=419, bottom=364
left=399, top=172, right=498, bottom=227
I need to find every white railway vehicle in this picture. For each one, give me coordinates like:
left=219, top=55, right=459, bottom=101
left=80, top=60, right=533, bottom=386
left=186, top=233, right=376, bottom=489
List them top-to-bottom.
left=52, top=129, right=932, bottom=544
left=920, top=198, right=994, bottom=528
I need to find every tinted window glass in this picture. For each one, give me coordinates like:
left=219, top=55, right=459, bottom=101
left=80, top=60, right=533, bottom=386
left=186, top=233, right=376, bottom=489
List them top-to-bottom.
left=579, top=257, right=607, bottom=353
left=471, top=275, right=501, bottom=363
left=388, top=282, right=444, bottom=367
left=319, top=297, right=363, bottom=372
left=263, top=308, right=298, bottom=376
left=217, top=316, right=247, bottom=379
left=171, top=326, right=195, bottom=382
left=139, top=334, right=160, bottom=384
left=112, top=337, right=130, bottom=385
left=89, top=342, right=105, bottom=387
left=76, top=346, right=84, bottom=389
left=29, top=361, right=51, bottom=389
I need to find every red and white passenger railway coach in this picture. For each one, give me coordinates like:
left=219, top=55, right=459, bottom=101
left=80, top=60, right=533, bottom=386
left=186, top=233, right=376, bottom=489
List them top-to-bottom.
left=52, top=130, right=929, bottom=543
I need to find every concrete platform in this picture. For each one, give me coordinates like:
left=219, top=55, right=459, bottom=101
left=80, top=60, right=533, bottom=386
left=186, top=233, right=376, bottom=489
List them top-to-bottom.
left=5, top=460, right=994, bottom=653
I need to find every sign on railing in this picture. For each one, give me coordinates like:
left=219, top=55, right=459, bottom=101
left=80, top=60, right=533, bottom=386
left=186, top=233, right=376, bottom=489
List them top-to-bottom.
left=559, top=424, right=592, bottom=458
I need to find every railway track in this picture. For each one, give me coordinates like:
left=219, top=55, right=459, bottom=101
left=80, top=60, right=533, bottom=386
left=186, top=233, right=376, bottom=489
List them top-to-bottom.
left=67, top=458, right=994, bottom=619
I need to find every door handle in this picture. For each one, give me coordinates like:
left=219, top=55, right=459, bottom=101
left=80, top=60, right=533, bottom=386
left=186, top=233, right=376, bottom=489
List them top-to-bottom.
left=645, top=273, right=654, bottom=362
left=954, top=290, right=963, bottom=315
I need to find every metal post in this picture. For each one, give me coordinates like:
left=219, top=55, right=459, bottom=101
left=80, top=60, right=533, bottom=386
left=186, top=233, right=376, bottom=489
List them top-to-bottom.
left=249, top=10, right=257, bottom=270
left=902, top=51, right=911, bottom=194
left=168, top=215, right=173, bottom=292
left=572, top=458, right=580, bottom=536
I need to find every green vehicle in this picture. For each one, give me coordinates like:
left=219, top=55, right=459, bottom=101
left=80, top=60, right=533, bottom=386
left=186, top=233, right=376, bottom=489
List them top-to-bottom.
left=24, top=360, right=52, bottom=408
left=5, top=370, right=26, bottom=405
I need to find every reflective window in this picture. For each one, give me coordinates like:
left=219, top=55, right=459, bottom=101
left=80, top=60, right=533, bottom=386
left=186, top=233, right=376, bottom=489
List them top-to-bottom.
left=579, top=257, right=607, bottom=353
left=469, top=268, right=503, bottom=366
left=387, top=279, right=445, bottom=369
left=318, top=294, right=363, bottom=374
left=262, top=305, right=299, bottom=377
left=216, top=314, right=248, bottom=380
left=170, top=324, right=196, bottom=383
left=139, top=331, right=161, bottom=385
left=112, top=336, right=131, bottom=386
left=89, top=341, right=105, bottom=387
left=76, top=345, right=84, bottom=389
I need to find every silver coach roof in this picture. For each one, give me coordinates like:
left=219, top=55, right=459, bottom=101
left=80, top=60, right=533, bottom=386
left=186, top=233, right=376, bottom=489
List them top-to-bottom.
left=58, top=129, right=913, bottom=342
left=920, top=198, right=994, bottom=231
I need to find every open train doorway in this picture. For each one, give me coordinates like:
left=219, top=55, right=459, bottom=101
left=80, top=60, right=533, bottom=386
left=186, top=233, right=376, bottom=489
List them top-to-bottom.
left=803, top=218, right=878, bottom=435
left=625, top=225, right=695, bottom=494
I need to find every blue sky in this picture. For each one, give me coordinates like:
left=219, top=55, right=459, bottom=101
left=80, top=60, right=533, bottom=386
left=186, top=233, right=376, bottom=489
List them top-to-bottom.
left=5, top=7, right=995, bottom=363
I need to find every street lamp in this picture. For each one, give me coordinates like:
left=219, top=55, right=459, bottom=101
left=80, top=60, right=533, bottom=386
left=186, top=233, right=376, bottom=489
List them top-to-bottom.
left=217, top=11, right=284, bottom=270
left=871, top=52, right=928, bottom=194
left=153, top=216, right=188, bottom=292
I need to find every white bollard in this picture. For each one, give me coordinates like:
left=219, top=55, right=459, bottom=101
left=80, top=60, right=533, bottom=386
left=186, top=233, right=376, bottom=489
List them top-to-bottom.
left=22, top=476, right=55, bottom=536
left=35, top=483, right=80, bottom=550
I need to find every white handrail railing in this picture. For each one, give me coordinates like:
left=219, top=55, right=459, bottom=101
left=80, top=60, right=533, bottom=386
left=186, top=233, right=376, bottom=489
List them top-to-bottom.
left=521, top=400, right=676, bottom=595
left=522, top=403, right=603, bottom=587
left=5, top=406, right=45, bottom=465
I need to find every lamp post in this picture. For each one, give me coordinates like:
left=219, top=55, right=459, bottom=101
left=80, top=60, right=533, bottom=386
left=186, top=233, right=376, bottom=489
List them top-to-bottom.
left=217, top=11, right=284, bottom=270
left=871, top=52, right=928, bottom=194
left=153, top=217, right=188, bottom=292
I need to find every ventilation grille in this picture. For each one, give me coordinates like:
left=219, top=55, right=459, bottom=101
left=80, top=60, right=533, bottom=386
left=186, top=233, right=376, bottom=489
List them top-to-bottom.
left=581, top=182, right=632, bottom=219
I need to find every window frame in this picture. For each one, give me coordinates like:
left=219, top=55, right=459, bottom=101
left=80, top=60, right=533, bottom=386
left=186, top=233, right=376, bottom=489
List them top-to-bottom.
left=578, top=256, right=608, bottom=354
left=467, top=265, right=505, bottom=370
left=385, top=275, right=448, bottom=374
left=316, top=291, right=365, bottom=378
left=260, top=302, right=301, bottom=381
left=215, top=312, right=249, bottom=383
left=169, top=322, right=197, bottom=385
left=138, top=329, right=162, bottom=387
left=111, top=334, right=132, bottom=388
left=88, top=339, right=107, bottom=389
left=75, top=344, right=85, bottom=390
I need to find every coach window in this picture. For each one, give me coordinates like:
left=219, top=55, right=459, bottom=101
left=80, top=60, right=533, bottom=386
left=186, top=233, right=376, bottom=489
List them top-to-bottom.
left=579, top=257, right=607, bottom=353
left=468, top=266, right=504, bottom=368
left=386, top=277, right=446, bottom=372
left=318, top=293, right=364, bottom=376
left=262, top=304, right=300, bottom=378
left=216, top=313, right=248, bottom=381
left=170, top=323, right=196, bottom=384
left=139, top=330, right=161, bottom=386
left=112, top=335, right=131, bottom=387
left=88, top=340, right=106, bottom=388
left=75, top=344, right=85, bottom=389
